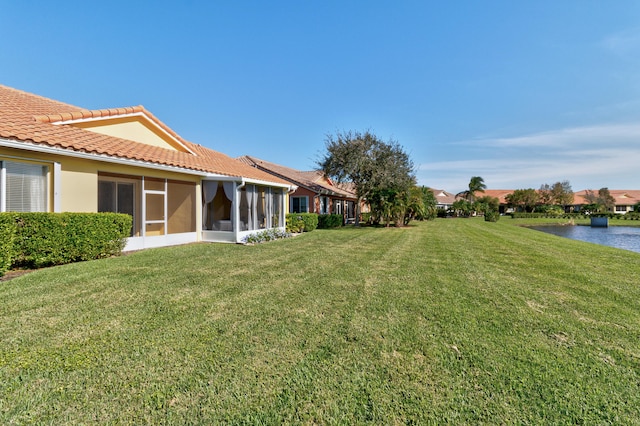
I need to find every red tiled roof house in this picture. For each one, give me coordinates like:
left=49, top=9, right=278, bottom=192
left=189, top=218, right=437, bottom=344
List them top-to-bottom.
left=0, top=85, right=294, bottom=248
left=238, top=155, right=361, bottom=223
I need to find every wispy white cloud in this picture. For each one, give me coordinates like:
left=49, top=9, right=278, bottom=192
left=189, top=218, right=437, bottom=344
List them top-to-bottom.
left=600, top=28, right=640, bottom=57
left=418, top=123, right=640, bottom=192
left=460, top=123, right=640, bottom=149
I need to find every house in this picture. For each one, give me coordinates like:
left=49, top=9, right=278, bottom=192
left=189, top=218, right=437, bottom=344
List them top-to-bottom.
left=0, top=85, right=294, bottom=249
left=238, top=155, right=361, bottom=223
left=428, top=188, right=458, bottom=211
left=480, top=188, right=640, bottom=214
left=482, top=189, right=518, bottom=214
left=573, top=190, right=640, bottom=214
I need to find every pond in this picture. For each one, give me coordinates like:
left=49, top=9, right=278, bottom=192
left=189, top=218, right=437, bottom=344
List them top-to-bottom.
left=531, top=225, right=640, bottom=254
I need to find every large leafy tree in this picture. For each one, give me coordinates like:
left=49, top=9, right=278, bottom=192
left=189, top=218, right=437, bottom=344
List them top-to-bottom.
left=318, top=130, right=415, bottom=226
left=551, top=180, right=574, bottom=208
left=539, top=181, right=574, bottom=211
left=505, top=188, right=539, bottom=213
left=583, top=188, right=616, bottom=213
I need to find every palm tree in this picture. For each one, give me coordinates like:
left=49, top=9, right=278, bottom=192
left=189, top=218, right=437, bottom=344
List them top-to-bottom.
left=456, top=176, right=486, bottom=202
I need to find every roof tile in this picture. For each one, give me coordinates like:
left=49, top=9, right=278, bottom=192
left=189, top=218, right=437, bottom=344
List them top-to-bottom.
left=0, top=84, right=289, bottom=185
left=238, top=155, right=356, bottom=198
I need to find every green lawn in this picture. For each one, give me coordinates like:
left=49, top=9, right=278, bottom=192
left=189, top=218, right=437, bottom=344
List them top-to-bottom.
left=2, top=218, right=640, bottom=423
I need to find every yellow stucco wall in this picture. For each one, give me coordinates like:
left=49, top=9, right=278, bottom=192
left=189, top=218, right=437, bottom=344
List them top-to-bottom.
left=72, top=116, right=189, bottom=152
left=1, top=147, right=202, bottom=233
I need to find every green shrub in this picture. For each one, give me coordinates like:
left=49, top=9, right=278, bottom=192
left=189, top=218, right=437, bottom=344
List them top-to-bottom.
left=484, top=210, right=500, bottom=222
left=12, top=212, right=132, bottom=269
left=361, top=212, right=372, bottom=223
left=286, top=213, right=318, bottom=233
left=301, top=213, right=318, bottom=231
left=0, top=214, right=16, bottom=277
left=286, top=214, right=305, bottom=233
left=318, top=214, right=343, bottom=229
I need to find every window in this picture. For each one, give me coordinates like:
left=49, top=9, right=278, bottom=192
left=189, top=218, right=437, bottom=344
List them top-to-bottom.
left=1, top=160, right=48, bottom=212
left=98, top=176, right=137, bottom=236
left=291, top=196, right=308, bottom=213
left=319, top=196, right=329, bottom=214
left=334, top=199, right=342, bottom=215
left=616, top=206, right=627, bottom=212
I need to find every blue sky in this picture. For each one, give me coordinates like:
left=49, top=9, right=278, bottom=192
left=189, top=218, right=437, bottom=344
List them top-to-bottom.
left=2, top=1, right=640, bottom=193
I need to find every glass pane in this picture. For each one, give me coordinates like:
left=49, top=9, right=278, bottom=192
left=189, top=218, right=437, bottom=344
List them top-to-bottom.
left=6, top=161, right=47, bottom=212
left=98, top=181, right=116, bottom=212
left=117, top=183, right=135, bottom=216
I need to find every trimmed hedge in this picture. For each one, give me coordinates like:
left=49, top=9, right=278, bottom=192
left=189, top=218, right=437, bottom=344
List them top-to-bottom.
left=8, top=212, right=132, bottom=269
left=286, top=213, right=318, bottom=233
left=318, top=214, right=343, bottom=229
left=0, top=215, right=16, bottom=277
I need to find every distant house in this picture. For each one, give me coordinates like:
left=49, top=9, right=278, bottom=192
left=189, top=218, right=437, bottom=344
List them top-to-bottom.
left=0, top=85, right=294, bottom=249
left=238, top=155, right=361, bottom=223
left=429, top=188, right=458, bottom=211
left=480, top=189, right=640, bottom=214
left=482, top=190, right=518, bottom=214
left=573, top=190, right=640, bottom=214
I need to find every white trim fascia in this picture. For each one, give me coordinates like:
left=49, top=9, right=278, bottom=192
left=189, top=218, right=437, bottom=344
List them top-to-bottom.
left=51, top=112, right=198, bottom=156
left=0, top=137, right=212, bottom=177
left=1, top=138, right=296, bottom=189
left=0, top=161, right=5, bottom=212
left=53, top=162, right=62, bottom=212
left=202, top=174, right=295, bottom=190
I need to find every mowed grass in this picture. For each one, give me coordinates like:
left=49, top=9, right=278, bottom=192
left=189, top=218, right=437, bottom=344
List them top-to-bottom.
left=2, top=219, right=640, bottom=424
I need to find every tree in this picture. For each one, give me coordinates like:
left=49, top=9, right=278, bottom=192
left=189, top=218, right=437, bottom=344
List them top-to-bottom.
left=318, top=130, right=415, bottom=226
left=457, top=176, right=486, bottom=202
left=539, top=180, right=574, bottom=210
left=551, top=180, right=574, bottom=210
left=538, top=184, right=553, bottom=205
left=405, top=186, right=437, bottom=224
left=583, top=187, right=616, bottom=213
left=505, top=188, right=539, bottom=212
left=475, top=195, right=500, bottom=222
left=451, top=199, right=473, bottom=217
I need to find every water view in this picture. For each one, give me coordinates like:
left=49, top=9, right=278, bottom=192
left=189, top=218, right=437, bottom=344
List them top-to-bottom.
left=532, top=225, right=640, bottom=254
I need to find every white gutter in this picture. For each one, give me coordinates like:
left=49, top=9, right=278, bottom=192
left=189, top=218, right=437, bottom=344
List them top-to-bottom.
left=0, top=138, right=211, bottom=176
left=1, top=138, right=292, bottom=187
left=202, top=173, right=294, bottom=190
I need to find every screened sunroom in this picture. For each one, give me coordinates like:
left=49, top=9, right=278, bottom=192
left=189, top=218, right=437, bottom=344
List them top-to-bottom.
left=202, top=179, right=289, bottom=243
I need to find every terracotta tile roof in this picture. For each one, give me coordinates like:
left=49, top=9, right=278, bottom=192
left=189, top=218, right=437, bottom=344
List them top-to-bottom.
left=0, top=85, right=289, bottom=185
left=238, top=155, right=356, bottom=198
left=481, top=189, right=640, bottom=207
left=482, top=189, right=517, bottom=204
left=574, top=189, right=640, bottom=206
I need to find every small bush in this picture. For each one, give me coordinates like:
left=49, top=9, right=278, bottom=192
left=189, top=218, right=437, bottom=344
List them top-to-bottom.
left=484, top=210, right=500, bottom=222
left=12, top=212, right=132, bottom=269
left=361, top=212, right=372, bottom=223
left=286, top=213, right=318, bottom=232
left=300, top=213, right=318, bottom=232
left=0, top=214, right=16, bottom=277
left=286, top=214, right=304, bottom=233
left=318, top=214, right=343, bottom=229
left=243, top=229, right=292, bottom=244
